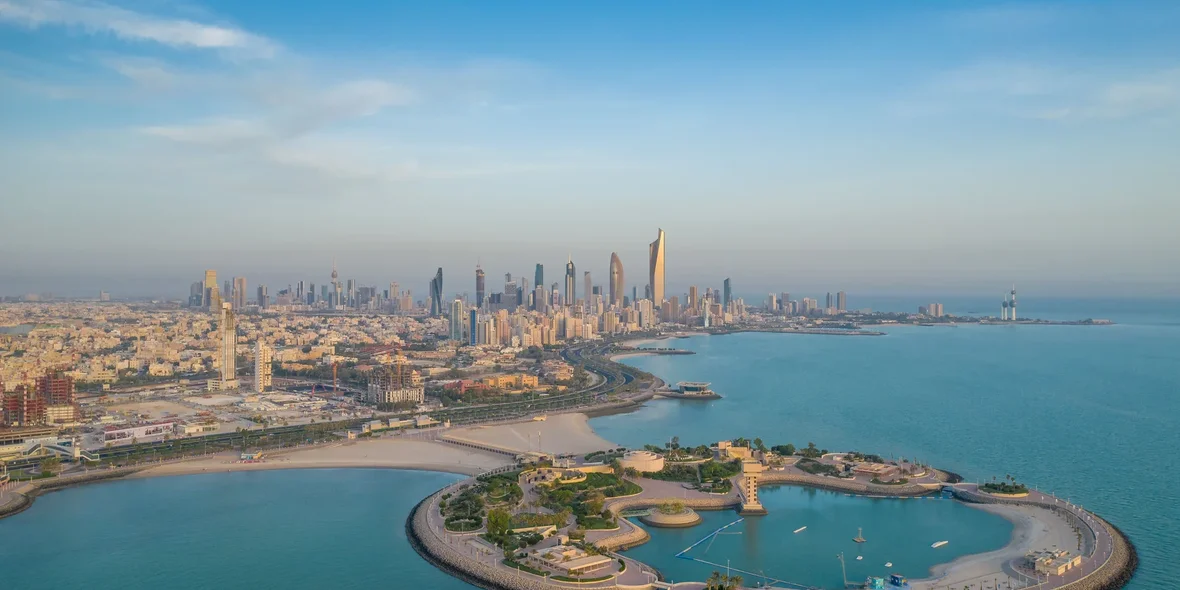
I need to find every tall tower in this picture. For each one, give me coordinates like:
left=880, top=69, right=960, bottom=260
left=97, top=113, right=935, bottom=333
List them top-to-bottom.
left=648, top=228, right=666, bottom=306
left=609, top=253, right=625, bottom=308
left=565, top=256, right=576, bottom=307
left=534, top=264, right=544, bottom=295
left=475, top=265, right=486, bottom=309
left=430, top=268, right=444, bottom=317
left=203, top=269, right=218, bottom=310
left=584, top=271, right=592, bottom=308
left=232, top=276, right=247, bottom=310
left=723, top=278, right=731, bottom=309
left=257, top=285, right=268, bottom=310
left=1009, top=285, right=1017, bottom=321
left=836, top=291, right=847, bottom=312
left=1001, top=294, right=1009, bottom=320
left=450, top=299, right=465, bottom=341
left=219, top=303, right=238, bottom=390
left=254, top=340, right=272, bottom=392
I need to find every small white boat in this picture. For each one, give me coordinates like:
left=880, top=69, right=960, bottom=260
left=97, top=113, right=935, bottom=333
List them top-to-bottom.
left=794, top=526, right=807, bottom=534
left=931, top=541, right=949, bottom=549
left=856, top=556, right=863, bottom=561
left=885, top=562, right=893, bottom=567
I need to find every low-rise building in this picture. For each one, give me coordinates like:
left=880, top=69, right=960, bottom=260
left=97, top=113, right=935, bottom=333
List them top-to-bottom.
left=527, top=545, right=614, bottom=578
left=1027, top=550, right=1082, bottom=576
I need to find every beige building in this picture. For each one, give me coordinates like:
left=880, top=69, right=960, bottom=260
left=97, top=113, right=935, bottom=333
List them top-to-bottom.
left=648, top=228, right=665, bottom=305
left=254, top=340, right=273, bottom=392
left=739, top=460, right=765, bottom=514
left=528, top=545, right=614, bottom=578
left=1027, top=550, right=1082, bottom=576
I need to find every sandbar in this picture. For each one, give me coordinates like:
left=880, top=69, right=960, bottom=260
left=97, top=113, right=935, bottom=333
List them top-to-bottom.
left=443, top=413, right=617, bottom=456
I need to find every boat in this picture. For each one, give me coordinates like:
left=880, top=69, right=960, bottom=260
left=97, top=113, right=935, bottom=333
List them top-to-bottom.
left=531, top=415, right=547, bottom=421
left=794, top=526, right=807, bottom=533
left=931, top=541, right=949, bottom=549
left=856, top=555, right=863, bottom=560
left=885, top=562, right=892, bottom=567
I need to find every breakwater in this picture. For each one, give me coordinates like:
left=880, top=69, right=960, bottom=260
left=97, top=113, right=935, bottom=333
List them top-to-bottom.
left=954, top=487, right=1137, bottom=590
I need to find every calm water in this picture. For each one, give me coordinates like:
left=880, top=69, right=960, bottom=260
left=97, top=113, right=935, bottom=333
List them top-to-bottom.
left=3, top=298, right=1177, bottom=589
left=595, top=302, right=1180, bottom=589
left=0, top=470, right=469, bottom=590
left=626, top=487, right=1012, bottom=588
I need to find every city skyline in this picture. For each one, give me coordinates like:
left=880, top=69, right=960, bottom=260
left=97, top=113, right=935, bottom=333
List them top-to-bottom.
left=1, top=1, right=1178, bottom=297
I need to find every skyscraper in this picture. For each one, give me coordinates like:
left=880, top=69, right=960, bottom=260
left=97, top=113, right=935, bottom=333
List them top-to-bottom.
left=648, top=228, right=666, bottom=305
left=609, top=252, right=624, bottom=307
left=565, top=256, right=576, bottom=306
left=534, top=264, right=544, bottom=295
left=475, top=265, right=486, bottom=309
left=429, top=268, right=444, bottom=317
left=203, top=269, right=218, bottom=309
left=584, top=271, right=592, bottom=307
left=232, top=276, right=247, bottom=310
left=723, top=278, right=732, bottom=308
left=189, top=281, right=203, bottom=307
left=257, top=285, right=268, bottom=310
left=688, top=286, right=698, bottom=312
left=836, top=291, right=847, bottom=312
left=826, top=292, right=834, bottom=310
left=449, top=299, right=465, bottom=341
left=219, top=303, right=238, bottom=390
left=469, top=309, right=478, bottom=346
left=254, top=340, right=272, bottom=392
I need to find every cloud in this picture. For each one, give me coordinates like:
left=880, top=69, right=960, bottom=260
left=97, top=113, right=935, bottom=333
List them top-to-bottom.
left=0, top=0, right=278, bottom=58
left=943, top=4, right=1072, bottom=32
left=901, top=61, right=1180, bottom=121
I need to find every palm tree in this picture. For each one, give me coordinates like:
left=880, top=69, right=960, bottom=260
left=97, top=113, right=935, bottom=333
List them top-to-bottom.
left=706, top=571, right=722, bottom=589
left=728, top=574, right=743, bottom=589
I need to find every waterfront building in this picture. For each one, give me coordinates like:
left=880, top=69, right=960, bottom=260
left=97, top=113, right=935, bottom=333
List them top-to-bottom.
left=649, top=228, right=666, bottom=305
left=565, top=256, right=577, bottom=306
left=475, top=265, right=485, bottom=309
left=429, top=268, right=444, bottom=317
left=232, top=276, right=247, bottom=310
left=723, top=278, right=731, bottom=308
left=837, top=290, right=847, bottom=312
left=767, top=293, right=777, bottom=311
left=218, top=302, right=238, bottom=390
left=254, top=341, right=272, bottom=392
left=739, top=459, right=765, bottom=514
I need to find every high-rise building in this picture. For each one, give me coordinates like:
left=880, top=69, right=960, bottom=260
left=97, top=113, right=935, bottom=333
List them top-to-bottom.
left=648, top=228, right=666, bottom=305
left=609, top=252, right=625, bottom=308
left=565, top=256, right=576, bottom=306
left=534, top=264, right=544, bottom=296
left=475, top=265, right=486, bottom=309
left=429, top=268, right=444, bottom=317
left=203, top=269, right=218, bottom=309
left=584, top=271, right=592, bottom=307
left=232, top=276, right=247, bottom=309
left=723, top=278, right=732, bottom=308
left=346, top=279, right=356, bottom=308
left=224, top=280, right=232, bottom=302
left=189, top=281, right=203, bottom=307
left=257, top=285, right=268, bottom=310
left=688, top=286, right=698, bottom=312
left=99, top=290, right=110, bottom=302
left=837, top=291, right=847, bottom=312
left=826, top=292, right=834, bottom=310
left=449, top=299, right=465, bottom=341
left=219, top=303, right=238, bottom=390
left=469, top=309, right=478, bottom=346
left=254, top=340, right=272, bottom=392
left=367, top=358, right=424, bottom=405
left=36, top=370, right=75, bottom=406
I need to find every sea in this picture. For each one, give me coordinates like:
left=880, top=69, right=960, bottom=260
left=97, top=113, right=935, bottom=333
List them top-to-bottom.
left=1, top=297, right=1176, bottom=589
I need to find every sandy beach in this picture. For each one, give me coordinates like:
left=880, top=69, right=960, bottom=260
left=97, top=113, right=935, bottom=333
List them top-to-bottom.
left=443, top=413, right=617, bottom=456
left=132, top=438, right=511, bottom=479
left=909, top=502, right=1080, bottom=589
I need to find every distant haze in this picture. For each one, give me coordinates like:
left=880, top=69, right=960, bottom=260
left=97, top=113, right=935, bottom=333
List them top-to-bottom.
left=1, top=1, right=1178, bottom=297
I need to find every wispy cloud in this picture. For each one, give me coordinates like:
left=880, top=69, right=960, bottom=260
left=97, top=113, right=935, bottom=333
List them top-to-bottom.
left=0, top=0, right=278, bottom=58
left=899, top=61, right=1180, bottom=121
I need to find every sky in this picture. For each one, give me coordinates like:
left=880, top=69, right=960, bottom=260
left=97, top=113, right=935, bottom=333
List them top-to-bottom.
left=1, top=0, right=1178, bottom=299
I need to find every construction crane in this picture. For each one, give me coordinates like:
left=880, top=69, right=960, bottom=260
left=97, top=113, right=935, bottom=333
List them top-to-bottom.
left=332, top=361, right=339, bottom=394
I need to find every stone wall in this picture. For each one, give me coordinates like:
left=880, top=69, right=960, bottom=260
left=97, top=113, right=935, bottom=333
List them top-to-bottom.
left=759, top=471, right=934, bottom=496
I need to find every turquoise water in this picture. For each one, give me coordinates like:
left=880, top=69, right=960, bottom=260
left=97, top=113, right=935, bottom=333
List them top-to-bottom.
left=3, top=299, right=1177, bottom=589
left=595, top=309, right=1180, bottom=589
left=0, top=469, right=470, bottom=590
left=626, top=486, right=1013, bottom=588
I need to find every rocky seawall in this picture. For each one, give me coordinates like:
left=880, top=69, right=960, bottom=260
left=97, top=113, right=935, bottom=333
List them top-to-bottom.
left=759, top=471, right=937, bottom=496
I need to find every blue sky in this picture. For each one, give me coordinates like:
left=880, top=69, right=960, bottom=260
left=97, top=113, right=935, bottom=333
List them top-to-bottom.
left=1, top=0, right=1178, bottom=298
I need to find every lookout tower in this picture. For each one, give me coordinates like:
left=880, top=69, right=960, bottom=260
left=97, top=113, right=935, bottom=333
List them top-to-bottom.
left=739, top=460, right=766, bottom=514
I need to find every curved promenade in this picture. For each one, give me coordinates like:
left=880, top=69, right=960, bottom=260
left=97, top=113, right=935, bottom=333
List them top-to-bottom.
left=953, top=485, right=1137, bottom=590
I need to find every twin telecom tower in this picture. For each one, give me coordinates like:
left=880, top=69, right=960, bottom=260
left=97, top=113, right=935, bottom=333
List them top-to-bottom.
left=1001, top=285, right=1017, bottom=321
